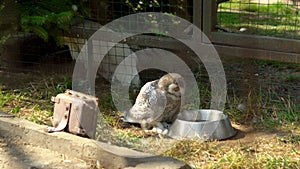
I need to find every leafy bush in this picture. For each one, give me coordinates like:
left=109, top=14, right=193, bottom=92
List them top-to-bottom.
left=18, top=0, right=88, bottom=44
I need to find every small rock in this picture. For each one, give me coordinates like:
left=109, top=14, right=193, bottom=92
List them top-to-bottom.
left=72, top=5, right=78, bottom=11
left=239, top=27, right=247, bottom=32
left=237, top=104, right=246, bottom=111
left=252, top=117, right=259, bottom=124
left=162, top=129, right=168, bottom=135
left=64, top=159, right=72, bottom=163
left=96, top=160, right=100, bottom=166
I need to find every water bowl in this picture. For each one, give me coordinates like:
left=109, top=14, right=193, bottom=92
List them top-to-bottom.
left=167, top=109, right=237, bottom=141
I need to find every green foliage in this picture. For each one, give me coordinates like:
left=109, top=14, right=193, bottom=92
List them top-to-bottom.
left=18, top=0, right=88, bottom=44
left=123, top=0, right=192, bottom=21
left=125, top=0, right=160, bottom=12
left=284, top=74, right=300, bottom=82
left=54, top=77, right=72, bottom=94
left=0, top=88, right=13, bottom=108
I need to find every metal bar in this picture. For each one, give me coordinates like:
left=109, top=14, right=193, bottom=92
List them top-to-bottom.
left=87, top=39, right=95, bottom=95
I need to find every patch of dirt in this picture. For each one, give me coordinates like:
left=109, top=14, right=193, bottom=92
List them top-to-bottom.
left=225, top=123, right=287, bottom=145
left=0, top=133, right=95, bottom=169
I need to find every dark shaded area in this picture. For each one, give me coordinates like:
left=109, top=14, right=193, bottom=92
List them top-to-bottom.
left=89, top=0, right=193, bottom=24
left=1, top=34, right=74, bottom=74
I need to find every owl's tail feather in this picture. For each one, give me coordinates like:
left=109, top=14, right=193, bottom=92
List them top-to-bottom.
left=120, top=110, right=129, bottom=122
left=121, top=110, right=139, bottom=123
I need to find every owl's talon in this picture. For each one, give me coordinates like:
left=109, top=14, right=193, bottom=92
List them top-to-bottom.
left=144, top=127, right=158, bottom=133
left=145, top=127, right=168, bottom=135
left=156, top=127, right=163, bottom=134
left=162, top=129, right=168, bottom=135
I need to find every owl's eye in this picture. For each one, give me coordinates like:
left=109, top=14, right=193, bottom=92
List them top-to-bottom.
left=173, top=86, right=180, bottom=92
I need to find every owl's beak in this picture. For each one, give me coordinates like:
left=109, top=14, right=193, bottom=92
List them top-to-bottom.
left=173, top=86, right=180, bottom=92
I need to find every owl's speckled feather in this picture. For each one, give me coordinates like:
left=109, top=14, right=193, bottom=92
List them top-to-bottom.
left=123, top=73, right=185, bottom=133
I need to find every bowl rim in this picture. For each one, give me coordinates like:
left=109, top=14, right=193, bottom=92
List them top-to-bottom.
left=175, top=109, right=228, bottom=123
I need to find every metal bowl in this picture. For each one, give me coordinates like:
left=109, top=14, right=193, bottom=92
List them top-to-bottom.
left=167, top=109, right=236, bottom=141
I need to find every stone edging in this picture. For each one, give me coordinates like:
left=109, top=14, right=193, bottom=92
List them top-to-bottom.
left=0, top=117, right=191, bottom=169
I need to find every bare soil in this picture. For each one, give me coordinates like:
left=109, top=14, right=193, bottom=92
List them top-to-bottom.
left=0, top=132, right=94, bottom=169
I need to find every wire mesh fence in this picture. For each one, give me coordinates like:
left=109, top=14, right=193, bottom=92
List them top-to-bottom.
left=0, top=0, right=299, bottom=130
left=89, top=0, right=193, bottom=25
left=217, top=0, right=300, bottom=39
left=0, top=2, right=299, bottom=157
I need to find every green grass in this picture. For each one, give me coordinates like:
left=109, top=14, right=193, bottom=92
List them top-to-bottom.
left=220, top=0, right=295, bottom=15
left=218, top=1, right=300, bottom=39
left=240, top=2, right=293, bottom=15
left=255, top=60, right=300, bottom=71
left=284, top=74, right=300, bottom=82
left=0, top=75, right=71, bottom=125
left=0, top=88, right=14, bottom=108
left=0, top=88, right=26, bottom=114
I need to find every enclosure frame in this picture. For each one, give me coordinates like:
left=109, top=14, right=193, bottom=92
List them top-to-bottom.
left=67, top=0, right=300, bottom=64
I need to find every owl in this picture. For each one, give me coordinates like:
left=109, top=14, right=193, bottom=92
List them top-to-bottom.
left=122, top=73, right=185, bottom=135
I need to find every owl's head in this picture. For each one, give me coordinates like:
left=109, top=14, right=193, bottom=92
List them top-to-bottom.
left=158, top=73, right=185, bottom=96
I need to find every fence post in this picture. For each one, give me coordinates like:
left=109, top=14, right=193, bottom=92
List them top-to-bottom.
left=193, top=0, right=202, bottom=30
left=202, top=0, right=216, bottom=41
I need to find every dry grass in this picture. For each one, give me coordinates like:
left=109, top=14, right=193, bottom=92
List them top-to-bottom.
left=0, top=70, right=299, bottom=168
left=0, top=71, right=71, bottom=125
left=162, top=124, right=300, bottom=168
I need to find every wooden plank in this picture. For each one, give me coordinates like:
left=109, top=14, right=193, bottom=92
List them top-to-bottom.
left=65, top=28, right=186, bottom=51
left=211, top=32, right=300, bottom=54
left=125, top=35, right=183, bottom=50
left=130, top=35, right=300, bottom=63
left=214, top=44, right=300, bottom=63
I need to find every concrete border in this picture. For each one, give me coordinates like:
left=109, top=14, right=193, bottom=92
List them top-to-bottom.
left=0, top=117, right=191, bottom=169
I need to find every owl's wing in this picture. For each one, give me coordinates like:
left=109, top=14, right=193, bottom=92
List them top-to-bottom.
left=124, top=80, right=167, bottom=123
left=161, top=94, right=181, bottom=123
